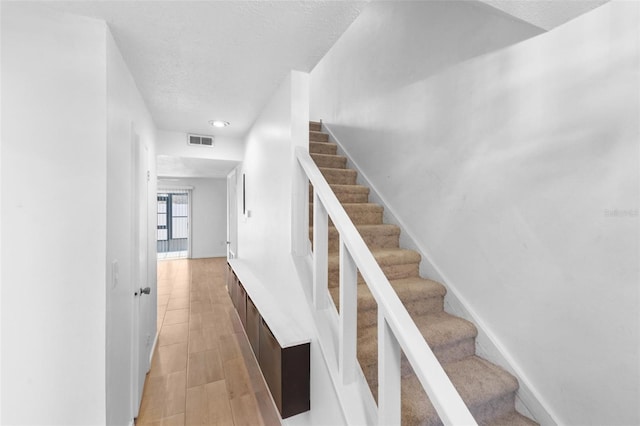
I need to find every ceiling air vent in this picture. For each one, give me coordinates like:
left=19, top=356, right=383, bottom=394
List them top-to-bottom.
left=187, top=134, right=214, bottom=147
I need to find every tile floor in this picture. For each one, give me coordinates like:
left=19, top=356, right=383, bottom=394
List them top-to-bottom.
left=136, top=258, right=281, bottom=425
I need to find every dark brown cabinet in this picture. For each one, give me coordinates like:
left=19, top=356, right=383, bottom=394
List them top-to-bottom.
left=226, top=263, right=310, bottom=419
left=227, top=268, right=239, bottom=309
left=237, top=283, right=247, bottom=328
left=246, top=296, right=260, bottom=356
left=259, top=319, right=311, bottom=418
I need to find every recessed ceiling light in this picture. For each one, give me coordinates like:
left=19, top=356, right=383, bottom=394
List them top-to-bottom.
left=209, top=120, right=230, bottom=128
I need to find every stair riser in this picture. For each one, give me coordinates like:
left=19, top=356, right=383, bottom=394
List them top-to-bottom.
left=310, top=122, right=321, bottom=132
left=310, top=131, right=329, bottom=142
left=310, top=142, right=337, bottom=155
left=311, top=154, right=347, bottom=169
left=320, top=168, right=357, bottom=185
left=309, top=189, right=369, bottom=204
left=337, top=192, right=369, bottom=204
left=309, top=205, right=383, bottom=226
left=344, top=206, right=383, bottom=225
left=310, top=228, right=399, bottom=252
left=331, top=230, right=398, bottom=252
left=328, top=263, right=419, bottom=288
left=329, top=280, right=445, bottom=316
left=353, top=297, right=445, bottom=329
left=359, top=337, right=476, bottom=379
left=433, top=339, right=476, bottom=366
left=361, top=360, right=516, bottom=426
left=361, top=383, right=517, bottom=426
left=470, top=392, right=517, bottom=425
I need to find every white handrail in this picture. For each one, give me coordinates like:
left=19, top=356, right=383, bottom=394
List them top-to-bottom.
left=295, top=146, right=477, bottom=425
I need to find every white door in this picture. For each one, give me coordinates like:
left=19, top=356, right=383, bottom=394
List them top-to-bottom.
left=132, top=131, right=152, bottom=417
left=227, top=168, right=238, bottom=258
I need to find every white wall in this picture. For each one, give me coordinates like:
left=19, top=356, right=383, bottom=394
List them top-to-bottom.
left=311, top=0, right=541, bottom=127
left=310, top=1, right=639, bottom=425
left=1, top=5, right=107, bottom=424
left=1, top=5, right=159, bottom=424
left=106, top=27, right=158, bottom=426
left=237, top=71, right=346, bottom=426
left=238, top=74, right=295, bottom=290
left=159, top=178, right=228, bottom=258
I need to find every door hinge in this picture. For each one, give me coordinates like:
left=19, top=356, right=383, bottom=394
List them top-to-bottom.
left=146, top=170, right=150, bottom=182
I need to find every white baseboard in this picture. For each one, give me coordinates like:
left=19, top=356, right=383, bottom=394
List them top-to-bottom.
left=322, top=122, right=556, bottom=426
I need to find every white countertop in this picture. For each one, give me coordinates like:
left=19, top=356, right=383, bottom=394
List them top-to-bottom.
left=228, top=258, right=311, bottom=348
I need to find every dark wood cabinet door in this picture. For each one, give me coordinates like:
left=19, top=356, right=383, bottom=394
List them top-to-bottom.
left=229, top=265, right=310, bottom=419
left=237, top=283, right=247, bottom=328
left=246, top=296, right=260, bottom=357
left=259, top=318, right=283, bottom=413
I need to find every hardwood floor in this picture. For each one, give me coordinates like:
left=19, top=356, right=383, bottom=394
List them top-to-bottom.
left=136, top=258, right=281, bottom=426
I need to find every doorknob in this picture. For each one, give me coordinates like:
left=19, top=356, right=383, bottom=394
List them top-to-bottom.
left=140, top=287, right=151, bottom=295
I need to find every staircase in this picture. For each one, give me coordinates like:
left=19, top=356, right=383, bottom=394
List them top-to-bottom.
left=308, top=121, right=537, bottom=426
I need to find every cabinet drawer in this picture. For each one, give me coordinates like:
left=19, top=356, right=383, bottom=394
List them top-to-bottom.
left=226, top=264, right=234, bottom=299
left=229, top=264, right=310, bottom=419
left=229, top=269, right=239, bottom=309
left=237, top=282, right=247, bottom=328
left=246, top=296, right=260, bottom=357
left=259, top=318, right=282, bottom=413
left=259, top=318, right=310, bottom=418
left=281, top=343, right=310, bottom=418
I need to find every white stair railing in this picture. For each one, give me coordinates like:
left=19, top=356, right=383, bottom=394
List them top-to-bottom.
left=295, top=146, right=477, bottom=425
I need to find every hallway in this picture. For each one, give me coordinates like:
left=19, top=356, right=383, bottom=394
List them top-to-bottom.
left=136, top=258, right=280, bottom=425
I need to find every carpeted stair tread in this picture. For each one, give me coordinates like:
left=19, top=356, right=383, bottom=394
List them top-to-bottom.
left=309, top=121, right=322, bottom=132
left=310, top=130, right=329, bottom=142
left=310, top=141, right=338, bottom=155
left=311, top=153, right=347, bottom=169
left=319, top=167, right=357, bottom=185
left=330, top=183, right=369, bottom=196
left=310, top=184, right=370, bottom=203
left=310, top=202, right=383, bottom=225
left=340, top=203, right=384, bottom=225
left=342, top=203, right=384, bottom=226
left=317, top=224, right=400, bottom=251
left=327, top=247, right=421, bottom=287
left=327, top=247, right=420, bottom=269
left=353, top=247, right=421, bottom=266
left=329, top=276, right=446, bottom=316
left=388, top=276, right=447, bottom=298
left=357, top=277, right=446, bottom=312
left=378, top=277, right=446, bottom=315
left=357, top=311, right=477, bottom=367
left=412, top=313, right=478, bottom=364
left=401, top=356, right=519, bottom=426
left=482, top=410, right=538, bottom=426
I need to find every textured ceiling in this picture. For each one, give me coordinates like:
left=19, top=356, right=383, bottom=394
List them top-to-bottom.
left=32, top=0, right=609, bottom=178
left=40, top=0, right=368, bottom=138
left=40, top=0, right=611, bottom=140
left=481, top=0, right=610, bottom=30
